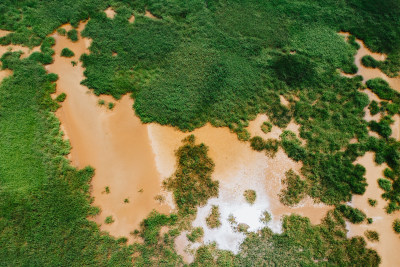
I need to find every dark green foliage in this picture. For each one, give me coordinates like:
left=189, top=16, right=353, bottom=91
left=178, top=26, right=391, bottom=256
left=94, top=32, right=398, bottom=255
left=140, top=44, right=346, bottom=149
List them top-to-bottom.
left=67, top=29, right=78, bottom=42
left=347, top=35, right=360, bottom=50
left=61, top=47, right=75, bottom=57
left=0, top=53, right=133, bottom=266
left=273, top=54, right=316, bottom=86
left=362, top=55, right=380, bottom=68
left=47, top=73, right=59, bottom=82
left=366, top=78, right=400, bottom=102
left=55, top=92, right=66, bottom=102
left=368, top=100, right=379, bottom=115
left=108, top=102, right=115, bottom=110
left=368, top=116, right=393, bottom=139
left=280, top=131, right=306, bottom=162
left=164, top=135, right=218, bottom=216
left=250, top=136, right=266, bottom=152
left=280, top=170, right=307, bottom=206
left=378, top=178, right=392, bottom=192
left=368, top=198, right=377, bottom=207
left=336, top=204, right=366, bottom=224
left=237, top=211, right=380, bottom=266
left=367, top=218, right=373, bottom=224
left=394, top=219, right=400, bottom=234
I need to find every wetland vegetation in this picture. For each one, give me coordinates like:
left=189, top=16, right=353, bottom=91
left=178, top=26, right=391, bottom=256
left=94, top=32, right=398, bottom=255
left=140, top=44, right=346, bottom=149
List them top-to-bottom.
left=1, top=0, right=400, bottom=265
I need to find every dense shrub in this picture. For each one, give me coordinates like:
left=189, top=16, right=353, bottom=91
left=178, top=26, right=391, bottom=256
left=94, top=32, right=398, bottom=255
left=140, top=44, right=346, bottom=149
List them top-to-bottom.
left=67, top=29, right=78, bottom=42
left=61, top=48, right=75, bottom=57
left=362, top=55, right=380, bottom=68
left=366, top=78, right=400, bottom=102
left=55, top=92, right=66, bottom=102
left=368, top=100, right=379, bottom=115
left=280, top=170, right=307, bottom=206
left=336, top=204, right=366, bottom=224
left=394, top=219, right=400, bottom=234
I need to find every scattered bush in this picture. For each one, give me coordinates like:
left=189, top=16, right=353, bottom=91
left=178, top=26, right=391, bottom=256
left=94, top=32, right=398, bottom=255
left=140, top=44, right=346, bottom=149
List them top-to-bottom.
left=98, top=99, right=105, bottom=105
left=108, top=102, right=115, bottom=110
left=243, top=190, right=256, bottom=204
left=368, top=199, right=377, bottom=207
left=105, top=216, right=114, bottom=224
left=393, top=219, right=400, bottom=233
left=364, top=230, right=379, bottom=242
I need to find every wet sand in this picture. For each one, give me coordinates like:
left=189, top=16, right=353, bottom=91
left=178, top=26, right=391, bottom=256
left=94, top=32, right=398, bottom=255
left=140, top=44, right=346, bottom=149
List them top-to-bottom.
left=47, top=23, right=171, bottom=242
left=342, top=33, right=400, bottom=267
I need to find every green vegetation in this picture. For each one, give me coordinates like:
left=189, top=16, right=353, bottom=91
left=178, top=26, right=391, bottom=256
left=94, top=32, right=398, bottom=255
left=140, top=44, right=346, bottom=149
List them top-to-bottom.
left=2, top=0, right=398, bottom=264
left=67, top=29, right=78, bottom=42
left=61, top=47, right=75, bottom=58
left=0, top=53, right=133, bottom=266
left=362, top=55, right=380, bottom=68
left=366, top=78, right=400, bottom=103
left=55, top=92, right=66, bottom=102
left=97, top=99, right=105, bottom=105
left=368, top=100, right=380, bottom=116
left=108, top=102, right=115, bottom=110
left=261, top=121, right=272, bottom=134
left=164, top=135, right=218, bottom=216
left=249, top=136, right=279, bottom=157
left=280, top=170, right=307, bottom=206
left=378, top=178, right=392, bottom=192
left=105, top=186, right=110, bottom=193
left=243, top=190, right=256, bottom=205
left=123, top=198, right=129, bottom=203
left=368, top=198, right=377, bottom=207
left=336, top=204, right=366, bottom=224
left=206, top=205, right=221, bottom=229
left=237, top=211, right=380, bottom=266
left=260, top=211, right=271, bottom=224
left=105, top=216, right=114, bottom=224
left=367, top=218, right=373, bottom=224
left=394, top=219, right=400, bottom=234
left=187, top=227, right=204, bottom=242
left=364, top=230, right=379, bottom=242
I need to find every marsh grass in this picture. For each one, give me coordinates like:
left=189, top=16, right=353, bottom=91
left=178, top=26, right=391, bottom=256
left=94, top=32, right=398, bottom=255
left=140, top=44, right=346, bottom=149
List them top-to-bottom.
left=206, top=205, right=221, bottom=229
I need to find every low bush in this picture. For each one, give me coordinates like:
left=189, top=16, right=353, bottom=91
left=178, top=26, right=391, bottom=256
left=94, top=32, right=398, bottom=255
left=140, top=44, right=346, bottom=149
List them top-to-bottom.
left=280, top=170, right=307, bottom=206
left=378, top=178, right=392, bottom=192
left=243, top=190, right=256, bottom=204
left=394, top=219, right=400, bottom=233
left=187, top=227, right=204, bottom=242
left=364, top=230, right=379, bottom=242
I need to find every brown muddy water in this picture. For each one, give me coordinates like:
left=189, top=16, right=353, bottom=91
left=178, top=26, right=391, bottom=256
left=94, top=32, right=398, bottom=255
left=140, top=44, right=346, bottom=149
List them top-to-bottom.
left=47, top=23, right=172, bottom=242
left=340, top=33, right=400, bottom=267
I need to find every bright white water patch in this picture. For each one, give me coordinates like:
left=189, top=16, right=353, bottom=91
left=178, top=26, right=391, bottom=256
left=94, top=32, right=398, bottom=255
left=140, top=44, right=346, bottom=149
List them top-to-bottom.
left=192, top=159, right=282, bottom=253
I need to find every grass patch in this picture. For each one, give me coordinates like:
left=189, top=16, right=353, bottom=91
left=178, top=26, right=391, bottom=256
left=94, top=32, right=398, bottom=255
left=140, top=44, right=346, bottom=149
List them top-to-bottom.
left=163, top=135, right=218, bottom=216
left=280, top=170, right=307, bottom=206
left=206, top=205, right=221, bottom=229
left=364, top=230, right=379, bottom=242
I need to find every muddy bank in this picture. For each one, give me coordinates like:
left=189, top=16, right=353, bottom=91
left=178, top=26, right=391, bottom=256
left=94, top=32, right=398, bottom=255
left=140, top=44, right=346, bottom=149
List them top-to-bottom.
left=48, top=23, right=171, bottom=242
